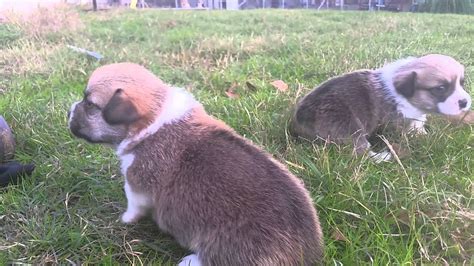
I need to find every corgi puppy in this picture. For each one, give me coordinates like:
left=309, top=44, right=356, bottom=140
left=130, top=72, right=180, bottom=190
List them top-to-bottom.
left=291, top=54, right=471, bottom=161
left=68, top=63, right=324, bottom=265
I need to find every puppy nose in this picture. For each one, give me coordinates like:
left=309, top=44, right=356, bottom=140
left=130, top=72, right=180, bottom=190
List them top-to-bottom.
left=458, top=99, right=468, bottom=109
left=67, top=110, right=71, bottom=119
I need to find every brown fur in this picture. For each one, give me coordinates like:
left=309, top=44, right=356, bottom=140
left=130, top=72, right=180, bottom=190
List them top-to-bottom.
left=291, top=54, right=469, bottom=155
left=69, top=63, right=324, bottom=265
left=291, top=70, right=400, bottom=154
left=129, top=109, right=323, bottom=265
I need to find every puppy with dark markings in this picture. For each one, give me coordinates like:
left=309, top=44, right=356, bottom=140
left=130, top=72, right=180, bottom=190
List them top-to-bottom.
left=291, top=54, right=471, bottom=162
left=68, top=63, right=323, bottom=266
left=0, top=116, right=35, bottom=188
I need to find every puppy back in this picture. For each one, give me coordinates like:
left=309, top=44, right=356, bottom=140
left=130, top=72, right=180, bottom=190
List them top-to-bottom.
left=291, top=70, right=392, bottom=141
left=127, top=111, right=324, bottom=265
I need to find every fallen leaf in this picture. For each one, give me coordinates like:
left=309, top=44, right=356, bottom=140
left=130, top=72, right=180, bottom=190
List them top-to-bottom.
left=165, top=20, right=178, bottom=28
left=270, top=80, right=288, bottom=92
left=245, top=81, right=257, bottom=91
left=225, top=83, right=239, bottom=99
left=185, top=84, right=194, bottom=92
left=445, top=110, right=474, bottom=125
left=390, top=143, right=411, bottom=159
left=395, top=209, right=411, bottom=226
left=331, top=227, right=349, bottom=242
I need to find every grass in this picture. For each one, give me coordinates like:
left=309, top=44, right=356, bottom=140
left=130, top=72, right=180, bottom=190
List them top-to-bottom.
left=0, top=7, right=473, bottom=265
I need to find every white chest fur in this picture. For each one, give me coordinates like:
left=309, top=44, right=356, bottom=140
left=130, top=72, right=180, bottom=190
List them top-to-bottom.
left=378, top=57, right=427, bottom=121
left=116, top=86, right=200, bottom=156
left=115, top=87, right=199, bottom=224
left=393, top=97, right=426, bottom=121
left=118, top=152, right=153, bottom=224
left=120, top=153, right=135, bottom=177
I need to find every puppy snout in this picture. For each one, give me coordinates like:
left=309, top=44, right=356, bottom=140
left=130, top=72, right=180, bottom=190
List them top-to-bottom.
left=458, top=99, right=468, bottom=109
left=67, top=110, right=71, bottom=119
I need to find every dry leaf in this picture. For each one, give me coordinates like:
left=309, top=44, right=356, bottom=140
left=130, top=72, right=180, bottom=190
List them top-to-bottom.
left=165, top=20, right=178, bottom=29
left=270, top=80, right=288, bottom=92
left=245, top=81, right=257, bottom=91
left=225, top=83, right=239, bottom=99
left=185, top=84, right=194, bottom=92
left=445, top=110, right=474, bottom=125
left=391, top=143, right=411, bottom=159
left=395, top=210, right=411, bottom=226
left=331, top=227, right=349, bottom=242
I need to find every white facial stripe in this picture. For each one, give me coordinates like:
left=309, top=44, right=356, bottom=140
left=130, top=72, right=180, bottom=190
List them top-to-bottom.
left=456, top=75, right=463, bottom=91
left=116, top=86, right=200, bottom=155
left=437, top=86, right=472, bottom=115
left=68, top=101, right=80, bottom=128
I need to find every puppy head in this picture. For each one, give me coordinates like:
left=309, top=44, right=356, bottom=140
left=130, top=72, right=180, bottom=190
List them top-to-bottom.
left=393, top=54, right=471, bottom=115
left=68, top=63, right=167, bottom=145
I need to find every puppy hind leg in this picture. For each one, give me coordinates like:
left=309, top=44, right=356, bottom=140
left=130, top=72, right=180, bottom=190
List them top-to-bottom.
left=352, top=131, right=371, bottom=156
left=352, top=133, right=392, bottom=163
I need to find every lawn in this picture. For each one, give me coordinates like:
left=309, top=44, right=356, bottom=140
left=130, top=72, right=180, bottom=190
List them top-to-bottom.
left=0, top=7, right=473, bottom=265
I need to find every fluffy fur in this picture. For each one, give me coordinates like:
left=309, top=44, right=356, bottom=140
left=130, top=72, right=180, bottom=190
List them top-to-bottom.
left=291, top=54, right=471, bottom=159
left=68, top=63, right=324, bottom=265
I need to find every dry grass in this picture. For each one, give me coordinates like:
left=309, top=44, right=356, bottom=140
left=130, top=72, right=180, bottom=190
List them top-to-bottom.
left=0, top=4, right=87, bottom=86
left=2, top=4, right=83, bottom=41
left=0, top=40, right=62, bottom=77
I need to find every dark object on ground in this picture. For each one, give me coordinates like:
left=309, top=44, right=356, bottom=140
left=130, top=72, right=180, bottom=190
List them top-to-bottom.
left=0, top=115, right=15, bottom=162
left=0, top=115, right=35, bottom=188
left=0, top=161, right=35, bottom=188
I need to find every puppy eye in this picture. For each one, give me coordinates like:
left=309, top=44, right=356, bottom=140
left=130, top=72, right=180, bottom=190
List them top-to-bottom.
left=431, top=85, right=447, bottom=95
left=84, top=101, right=100, bottom=113
left=85, top=101, right=94, bottom=108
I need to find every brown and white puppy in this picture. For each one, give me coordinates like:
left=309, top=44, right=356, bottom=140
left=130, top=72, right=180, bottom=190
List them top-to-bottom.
left=291, top=54, right=471, bottom=162
left=68, top=63, right=323, bottom=266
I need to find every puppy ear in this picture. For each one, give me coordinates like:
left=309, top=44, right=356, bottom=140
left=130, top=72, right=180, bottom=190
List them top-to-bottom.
left=394, top=71, right=417, bottom=98
left=103, top=89, right=140, bottom=125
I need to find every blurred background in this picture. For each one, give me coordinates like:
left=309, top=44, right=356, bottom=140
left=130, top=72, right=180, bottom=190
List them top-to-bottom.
left=1, top=0, right=472, bottom=13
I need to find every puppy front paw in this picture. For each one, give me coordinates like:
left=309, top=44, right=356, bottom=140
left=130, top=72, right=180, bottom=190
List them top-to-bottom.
left=407, top=120, right=427, bottom=136
left=412, top=126, right=427, bottom=135
left=369, top=150, right=392, bottom=163
left=121, top=211, right=141, bottom=224
left=178, top=254, right=202, bottom=266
